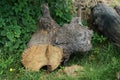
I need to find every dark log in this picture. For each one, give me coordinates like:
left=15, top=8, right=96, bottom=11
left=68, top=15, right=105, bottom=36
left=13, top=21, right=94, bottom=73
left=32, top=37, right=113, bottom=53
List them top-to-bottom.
left=22, top=3, right=93, bottom=71
left=92, top=3, right=120, bottom=46
left=114, top=6, right=120, bottom=16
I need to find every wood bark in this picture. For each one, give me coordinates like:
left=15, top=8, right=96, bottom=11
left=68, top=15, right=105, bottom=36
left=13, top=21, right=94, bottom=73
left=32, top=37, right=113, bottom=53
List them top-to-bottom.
left=22, top=3, right=93, bottom=71
left=92, top=3, right=120, bottom=46
left=114, top=6, right=120, bottom=16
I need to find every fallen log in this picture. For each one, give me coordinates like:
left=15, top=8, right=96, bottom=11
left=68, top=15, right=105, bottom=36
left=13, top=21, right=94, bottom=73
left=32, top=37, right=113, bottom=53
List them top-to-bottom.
left=22, top=3, right=93, bottom=71
left=92, top=3, right=120, bottom=46
left=114, top=6, right=120, bottom=16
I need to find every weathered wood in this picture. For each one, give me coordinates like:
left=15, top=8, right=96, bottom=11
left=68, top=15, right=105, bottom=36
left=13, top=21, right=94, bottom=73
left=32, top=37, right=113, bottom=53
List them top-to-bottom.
left=22, top=3, right=93, bottom=71
left=92, top=3, right=120, bottom=46
left=114, top=6, right=120, bottom=16
left=53, top=17, right=93, bottom=64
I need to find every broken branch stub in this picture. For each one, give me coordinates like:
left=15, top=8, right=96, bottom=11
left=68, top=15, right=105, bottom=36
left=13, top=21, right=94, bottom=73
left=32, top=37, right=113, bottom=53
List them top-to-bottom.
left=21, top=3, right=93, bottom=71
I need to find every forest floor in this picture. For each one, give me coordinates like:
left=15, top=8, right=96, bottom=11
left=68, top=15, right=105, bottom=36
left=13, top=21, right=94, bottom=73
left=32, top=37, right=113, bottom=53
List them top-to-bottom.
left=101, top=0, right=120, bottom=6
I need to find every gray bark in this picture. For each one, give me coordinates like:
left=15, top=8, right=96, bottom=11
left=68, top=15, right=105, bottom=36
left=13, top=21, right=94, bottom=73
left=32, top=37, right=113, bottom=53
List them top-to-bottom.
left=92, top=3, right=120, bottom=46
left=114, top=6, right=120, bottom=16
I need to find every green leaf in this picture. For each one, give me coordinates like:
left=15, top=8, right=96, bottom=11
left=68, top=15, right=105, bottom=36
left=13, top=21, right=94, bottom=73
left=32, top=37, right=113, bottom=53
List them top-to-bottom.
left=1, top=30, right=6, bottom=36
left=6, top=32, right=14, bottom=42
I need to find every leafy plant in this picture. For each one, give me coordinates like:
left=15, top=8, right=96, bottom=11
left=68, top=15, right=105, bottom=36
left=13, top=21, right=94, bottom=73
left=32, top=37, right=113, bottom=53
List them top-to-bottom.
left=48, top=0, right=73, bottom=25
left=92, top=32, right=106, bottom=45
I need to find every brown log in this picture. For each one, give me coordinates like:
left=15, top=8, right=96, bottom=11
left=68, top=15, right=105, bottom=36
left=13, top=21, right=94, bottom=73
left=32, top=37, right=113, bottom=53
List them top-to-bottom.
left=22, top=3, right=93, bottom=71
left=92, top=3, right=120, bottom=46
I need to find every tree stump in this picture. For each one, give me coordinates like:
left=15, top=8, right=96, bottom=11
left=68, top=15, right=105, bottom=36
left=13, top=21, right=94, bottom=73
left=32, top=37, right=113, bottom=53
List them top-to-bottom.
left=21, top=3, right=93, bottom=71
left=92, top=3, right=120, bottom=46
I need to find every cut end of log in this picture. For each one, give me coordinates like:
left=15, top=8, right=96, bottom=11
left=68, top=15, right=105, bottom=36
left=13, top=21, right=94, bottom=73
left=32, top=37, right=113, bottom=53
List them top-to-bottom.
left=22, top=44, right=63, bottom=71
left=47, top=44, right=63, bottom=71
left=22, top=45, right=48, bottom=71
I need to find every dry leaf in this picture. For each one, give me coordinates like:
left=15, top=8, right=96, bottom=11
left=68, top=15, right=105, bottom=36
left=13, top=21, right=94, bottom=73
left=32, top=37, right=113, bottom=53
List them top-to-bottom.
left=63, top=65, right=84, bottom=77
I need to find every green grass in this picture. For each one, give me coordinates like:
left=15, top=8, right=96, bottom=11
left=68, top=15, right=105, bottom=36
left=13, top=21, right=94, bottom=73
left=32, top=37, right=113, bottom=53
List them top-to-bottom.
left=1, top=40, right=120, bottom=80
